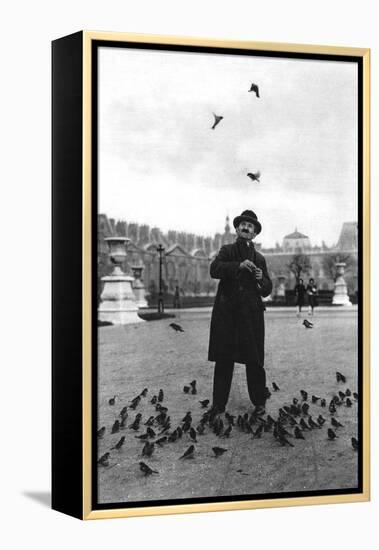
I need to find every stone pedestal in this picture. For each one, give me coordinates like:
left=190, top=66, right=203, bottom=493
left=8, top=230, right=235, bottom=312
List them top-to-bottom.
left=98, top=237, right=144, bottom=325
left=332, top=262, right=352, bottom=306
left=131, top=265, right=148, bottom=308
left=275, top=275, right=286, bottom=304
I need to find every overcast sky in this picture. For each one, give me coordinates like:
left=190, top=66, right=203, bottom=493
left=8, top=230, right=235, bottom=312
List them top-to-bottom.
left=98, top=46, right=358, bottom=248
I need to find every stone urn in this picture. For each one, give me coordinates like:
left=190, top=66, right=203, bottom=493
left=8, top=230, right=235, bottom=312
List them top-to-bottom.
left=98, top=237, right=144, bottom=324
left=332, top=262, right=352, bottom=306
left=131, top=265, right=148, bottom=308
left=275, top=275, right=287, bottom=304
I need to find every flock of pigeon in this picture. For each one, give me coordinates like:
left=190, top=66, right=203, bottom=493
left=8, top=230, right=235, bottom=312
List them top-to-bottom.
left=211, top=81, right=261, bottom=183
left=98, top=367, right=359, bottom=479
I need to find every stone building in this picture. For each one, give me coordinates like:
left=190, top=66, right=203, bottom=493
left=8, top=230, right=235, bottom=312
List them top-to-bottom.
left=98, top=214, right=358, bottom=302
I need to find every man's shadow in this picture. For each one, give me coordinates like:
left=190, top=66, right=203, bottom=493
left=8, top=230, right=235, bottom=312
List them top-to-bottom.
left=23, top=491, right=51, bottom=508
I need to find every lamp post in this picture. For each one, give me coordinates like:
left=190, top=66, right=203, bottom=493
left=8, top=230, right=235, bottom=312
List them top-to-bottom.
left=156, top=244, right=165, bottom=313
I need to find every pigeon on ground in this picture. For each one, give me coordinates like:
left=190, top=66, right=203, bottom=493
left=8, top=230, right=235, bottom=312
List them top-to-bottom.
left=248, top=82, right=260, bottom=97
left=211, top=113, right=223, bottom=130
left=303, top=319, right=313, bottom=329
left=169, top=323, right=184, bottom=332
left=336, top=371, right=346, bottom=383
left=272, top=382, right=280, bottom=391
left=183, top=386, right=190, bottom=394
left=140, top=388, right=148, bottom=397
left=345, top=388, right=352, bottom=397
left=158, top=389, right=164, bottom=402
left=300, top=390, right=308, bottom=401
left=150, top=395, right=157, bottom=404
left=311, top=395, right=320, bottom=403
left=108, top=396, right=116, bottom=406
left=346, top=398, right=353, bottom=407
left=199, top=399, right=210, bottom=408
left=320, top=399, right=326, bottom=408
left=119, top=406, right=128, bottom=418
left=317, top=415, right=326, bottom=426
left=331, top=418, right=344, bottom=428
left=111, top=420, right=120, bottom=434
left=221, top=425, right=232, bottom=438
left=97, top=427, right=106, bottom=439
left=189, top=427, right=198, bottom=442
left=294, top=427, right=305, bottom=439
left=327, top=428, right=338, bottom=440
left=111, top=436, right=125, bottom=450
left=155, top=436, right=167, bottom=447
left=351, top=437, right=359, bottom=451
left=142, top=441, right=155, bottom=458
left=179, top=445, right=195, bottom=459
left=212, top=447, right=228, bottom=457
left=98, top=453, right=110, bottom=467
left=139, top=462, right=158, bottom=476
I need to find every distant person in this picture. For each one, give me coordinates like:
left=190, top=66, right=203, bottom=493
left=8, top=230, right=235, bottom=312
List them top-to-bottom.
left=208, top=209, right=272, bottom=416
left=294, top=278, right=306, bottom=316
left=306, top=278, right=318, bottom=315
left=173, top=285, right=181, bottom=309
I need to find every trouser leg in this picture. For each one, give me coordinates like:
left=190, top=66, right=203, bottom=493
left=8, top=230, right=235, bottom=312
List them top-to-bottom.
left=212, top=359, right=234, bottom=411
left=245, top=361, right=266, bottom=406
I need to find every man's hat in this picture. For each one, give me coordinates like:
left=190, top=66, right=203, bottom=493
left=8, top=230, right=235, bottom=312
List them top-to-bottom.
left=233, top=210, right=262, bottom=235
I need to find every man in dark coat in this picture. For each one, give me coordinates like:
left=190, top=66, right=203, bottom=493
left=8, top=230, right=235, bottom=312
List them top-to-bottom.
left=208, top=210, right=272, bottom=415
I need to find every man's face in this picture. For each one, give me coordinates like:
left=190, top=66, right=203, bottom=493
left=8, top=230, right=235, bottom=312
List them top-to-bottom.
left=236, top=221, right=256, bottom=241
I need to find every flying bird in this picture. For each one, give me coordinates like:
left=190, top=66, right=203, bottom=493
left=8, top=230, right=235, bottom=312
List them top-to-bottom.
left=248, top=82, right=260, bottom=97
left=211, top=113, right=223, bottom=130
left=247, top=171, right=261, bottom=183
left=303, top=319, right=313, bottom=329
left=169, top=322, right=184, bottom=332
left=111, top=436, right=125, bottom=450
left=179, top=445, right=195, bottom=459
left=212, top=447, right=228, bottom=458
left=139, top=461, right=158, bottom=476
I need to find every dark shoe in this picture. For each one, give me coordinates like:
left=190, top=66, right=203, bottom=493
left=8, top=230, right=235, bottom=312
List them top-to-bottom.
left=209, top=404, right=225, bottom=415
left=253, top=405, right=266, bottom=416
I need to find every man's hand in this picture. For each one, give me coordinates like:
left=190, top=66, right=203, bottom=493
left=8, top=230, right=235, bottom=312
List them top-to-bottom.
left=239, top=259, right=255, bottom=272
left=239, top=260, right=263, bottom=280
left=254, top=268, right=263, bottom=280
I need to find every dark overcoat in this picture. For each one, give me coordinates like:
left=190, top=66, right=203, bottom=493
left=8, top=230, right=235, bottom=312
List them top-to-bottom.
left=208, top=238, right=272, bottom=365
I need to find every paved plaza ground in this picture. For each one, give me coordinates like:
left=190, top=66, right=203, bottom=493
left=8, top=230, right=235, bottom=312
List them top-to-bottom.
left=97, top=307, right=359, bottom=504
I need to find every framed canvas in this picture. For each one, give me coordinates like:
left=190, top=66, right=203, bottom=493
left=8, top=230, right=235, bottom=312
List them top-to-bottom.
left=52, top=31, right=370, bottom=520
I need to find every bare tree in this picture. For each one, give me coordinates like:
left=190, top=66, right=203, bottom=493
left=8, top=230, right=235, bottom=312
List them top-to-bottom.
left=287, top=254, right=312, bottom=282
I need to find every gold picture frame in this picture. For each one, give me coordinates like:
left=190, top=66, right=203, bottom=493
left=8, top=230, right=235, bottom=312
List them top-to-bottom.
left=52, top=31, right=370, bottom=520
